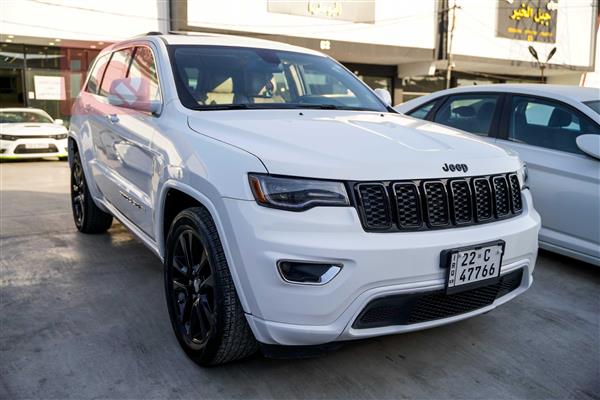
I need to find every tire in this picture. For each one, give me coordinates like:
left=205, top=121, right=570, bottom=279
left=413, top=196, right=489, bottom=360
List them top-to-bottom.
left=70, top=151, right=113, bottom=233
left=164, top=207, right=258, bottom=366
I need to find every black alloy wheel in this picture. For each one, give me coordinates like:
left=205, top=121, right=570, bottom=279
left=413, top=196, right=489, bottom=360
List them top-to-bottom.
left=69, top=150, right=113, bottom=233
left=71, top=156, right=86, bottom=228
left=164, top=207, right=258, bottom=365
left=168, top=229, right=217, bottom=350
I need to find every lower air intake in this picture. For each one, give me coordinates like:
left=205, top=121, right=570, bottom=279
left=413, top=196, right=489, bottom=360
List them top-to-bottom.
left=353, top=269, right=523, bottom=329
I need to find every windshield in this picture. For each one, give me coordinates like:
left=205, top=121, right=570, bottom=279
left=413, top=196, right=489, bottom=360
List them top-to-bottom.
left=170, top=46, right=387, bottom=112
left=584, top=100, right=600, bottom=115
left=0, top=111, right=53, bottom=124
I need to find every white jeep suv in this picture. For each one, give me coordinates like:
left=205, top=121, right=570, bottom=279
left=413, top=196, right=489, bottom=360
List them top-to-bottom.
left=69, top=33, right=540, bottom=366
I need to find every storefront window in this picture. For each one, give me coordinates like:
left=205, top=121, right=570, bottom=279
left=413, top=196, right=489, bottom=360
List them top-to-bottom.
left=0, top=43, right=26, bottom=107
left=17, top=45, right=101, bottom=123
left=343, top=63, right=396, bottom=104
left=399, top=75, right=445, bottom=103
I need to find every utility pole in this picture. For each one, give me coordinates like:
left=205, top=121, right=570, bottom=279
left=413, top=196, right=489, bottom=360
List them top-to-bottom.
left=445, top=0, right=461, bottom=89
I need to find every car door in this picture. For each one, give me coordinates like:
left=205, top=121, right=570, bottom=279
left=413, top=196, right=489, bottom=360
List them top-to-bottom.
left=90, top=45, right=162, bottom=237
left=75, top=51, right=111, bottom=183
left=497, top=94, right=600, bottom=262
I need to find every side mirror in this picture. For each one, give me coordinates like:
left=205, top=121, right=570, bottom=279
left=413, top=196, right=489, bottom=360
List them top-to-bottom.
left=107, top=77, right=161, bottom=114
left=374, top=88, right=392, bottom=107
left=53, top=119, right=64, bottom=126
left=576, top=134, right=600, bottom=160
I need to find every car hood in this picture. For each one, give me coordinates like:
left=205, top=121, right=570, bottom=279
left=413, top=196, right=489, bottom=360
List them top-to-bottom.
left=187, top=110, right=520, bottom=180
left=0, top=123, right=67, bottom=136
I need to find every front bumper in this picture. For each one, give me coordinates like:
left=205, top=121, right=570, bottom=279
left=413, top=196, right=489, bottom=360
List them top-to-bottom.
left=0, top=138, right=68, bottom=159
left=221, top=190, right=540, bottom=346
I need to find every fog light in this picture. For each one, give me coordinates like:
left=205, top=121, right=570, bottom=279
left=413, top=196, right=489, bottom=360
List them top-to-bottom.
left=277, top=260, right=342, bottom=285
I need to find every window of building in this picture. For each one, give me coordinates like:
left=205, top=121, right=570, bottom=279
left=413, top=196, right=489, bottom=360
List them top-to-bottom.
left=344, top=62, right=395, bottom=103
left=398, top=75, right=445, bottom=103
left=434, top=94, right=500, bottom=136
left=508, top=96, right=600, bottom=155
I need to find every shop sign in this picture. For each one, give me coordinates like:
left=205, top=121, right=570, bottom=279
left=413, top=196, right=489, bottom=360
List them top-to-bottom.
left=497, top=0, right=558, bottom=43
left=268, top=1, right=375, bottom=23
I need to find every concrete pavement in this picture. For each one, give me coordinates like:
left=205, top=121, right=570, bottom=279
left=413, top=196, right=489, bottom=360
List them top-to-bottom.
left=1, top=161, right=598, bottom=399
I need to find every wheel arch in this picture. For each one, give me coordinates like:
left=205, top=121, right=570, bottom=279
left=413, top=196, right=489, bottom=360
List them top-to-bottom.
left=67, top=134, right=110, bottom=214
left=157, top=181, right=254, bottom=314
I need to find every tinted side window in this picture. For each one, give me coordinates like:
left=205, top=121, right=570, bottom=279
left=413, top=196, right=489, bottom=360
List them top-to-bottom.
left=128, top=46, right=160, bottom=102
left=99, top=48, right=134, bottom=97
left=85, top=53, right=111, bottom=94
left=434, top=94, right=500, bottom=136
left=508, top=96, right=600, bottom=155
left=407, top=100, right=436, bottom=119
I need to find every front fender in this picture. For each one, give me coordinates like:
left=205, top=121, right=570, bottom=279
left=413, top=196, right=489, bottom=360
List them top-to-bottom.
left=155, top=180, right=260, bottom=315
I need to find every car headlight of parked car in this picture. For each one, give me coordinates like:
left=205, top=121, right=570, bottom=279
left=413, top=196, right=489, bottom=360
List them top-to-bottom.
left=52, top=133, right=68, bottom=140
left=517, top=163, right=528, bottom=190
left=249, top=173, right=350, bottom=211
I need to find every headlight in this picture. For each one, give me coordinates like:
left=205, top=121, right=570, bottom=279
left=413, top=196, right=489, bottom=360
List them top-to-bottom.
left=0, top=134, right=18, bottom=141
left=52, top=134, right=68, bottom=140
left=517, top=163, right=528, bottom=190
left=248, top=173, right=350, bottom=211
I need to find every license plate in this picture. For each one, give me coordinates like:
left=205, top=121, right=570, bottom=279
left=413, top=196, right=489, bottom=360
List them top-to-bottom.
left=25, top=143, right=48, bottom=149
left=443, top=241, right=504, bottom=294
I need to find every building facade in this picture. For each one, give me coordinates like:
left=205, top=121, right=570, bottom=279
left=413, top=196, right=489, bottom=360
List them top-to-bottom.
left=0, top=0, right=598, bottom=121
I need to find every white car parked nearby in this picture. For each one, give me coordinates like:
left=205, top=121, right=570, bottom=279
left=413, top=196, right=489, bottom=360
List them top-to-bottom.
left=68, top=33, right=540, bottom=365
left=395, top=85, right=600, bottom=266
left=0, top=108, right=68, bottom=160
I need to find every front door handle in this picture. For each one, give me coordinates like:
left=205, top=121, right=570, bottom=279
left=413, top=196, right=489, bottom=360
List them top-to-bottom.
left=106, top=114, right=119, bottom=124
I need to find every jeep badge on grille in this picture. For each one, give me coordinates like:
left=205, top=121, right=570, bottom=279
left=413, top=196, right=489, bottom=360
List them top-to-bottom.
left=442, top=163, right=469, bottom=173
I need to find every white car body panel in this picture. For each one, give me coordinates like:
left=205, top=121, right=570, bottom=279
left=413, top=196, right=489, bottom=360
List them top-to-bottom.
left=68, top=35, right=540, bottom=346
left=395, top=85, right=599, bottom=266
left=0, top=108, right=68, bottom=159
left=187, top=110, right=521, bottom=180
left=223, top=190, right=539, bottom=344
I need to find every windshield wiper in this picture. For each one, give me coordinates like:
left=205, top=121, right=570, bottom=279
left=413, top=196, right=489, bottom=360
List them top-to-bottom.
left=190, top=103, right=383, bottom=112
left=191, top=104, right=250, bottom=111
left=294, top=104, right=341, bottom=110
left=294, top=104, right=384, bottom=112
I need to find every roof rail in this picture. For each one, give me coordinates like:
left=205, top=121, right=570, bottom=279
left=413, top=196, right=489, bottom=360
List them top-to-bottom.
left=167, top=30, right=219, bottom=37
left=129, top=31, right=163, bottom=39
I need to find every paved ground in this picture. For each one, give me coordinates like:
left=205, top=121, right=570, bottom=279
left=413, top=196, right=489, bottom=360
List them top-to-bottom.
left=1, top=160, right=599, bottom=400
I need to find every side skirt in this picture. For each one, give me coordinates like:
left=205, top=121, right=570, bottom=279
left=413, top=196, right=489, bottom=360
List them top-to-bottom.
left=96, top=197, right=163, bottom=262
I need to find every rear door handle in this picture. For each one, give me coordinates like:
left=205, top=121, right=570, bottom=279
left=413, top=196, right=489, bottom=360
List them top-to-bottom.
left=106, top=114, right=119, bottom=124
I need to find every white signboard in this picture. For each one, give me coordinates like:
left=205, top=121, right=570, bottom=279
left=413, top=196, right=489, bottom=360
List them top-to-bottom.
left=34, top=75, right=66, bottom=100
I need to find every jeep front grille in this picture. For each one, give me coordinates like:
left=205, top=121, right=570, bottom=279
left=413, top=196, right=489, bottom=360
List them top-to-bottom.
left=354, top=173, right=523, bottom=232
left=508, top=174, right=522, bottom=212
left=423, top=181, right=450, bottom=227
left=356, top=183, right=391, bottom=230
left=392, top=183, right=421, bottom=228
